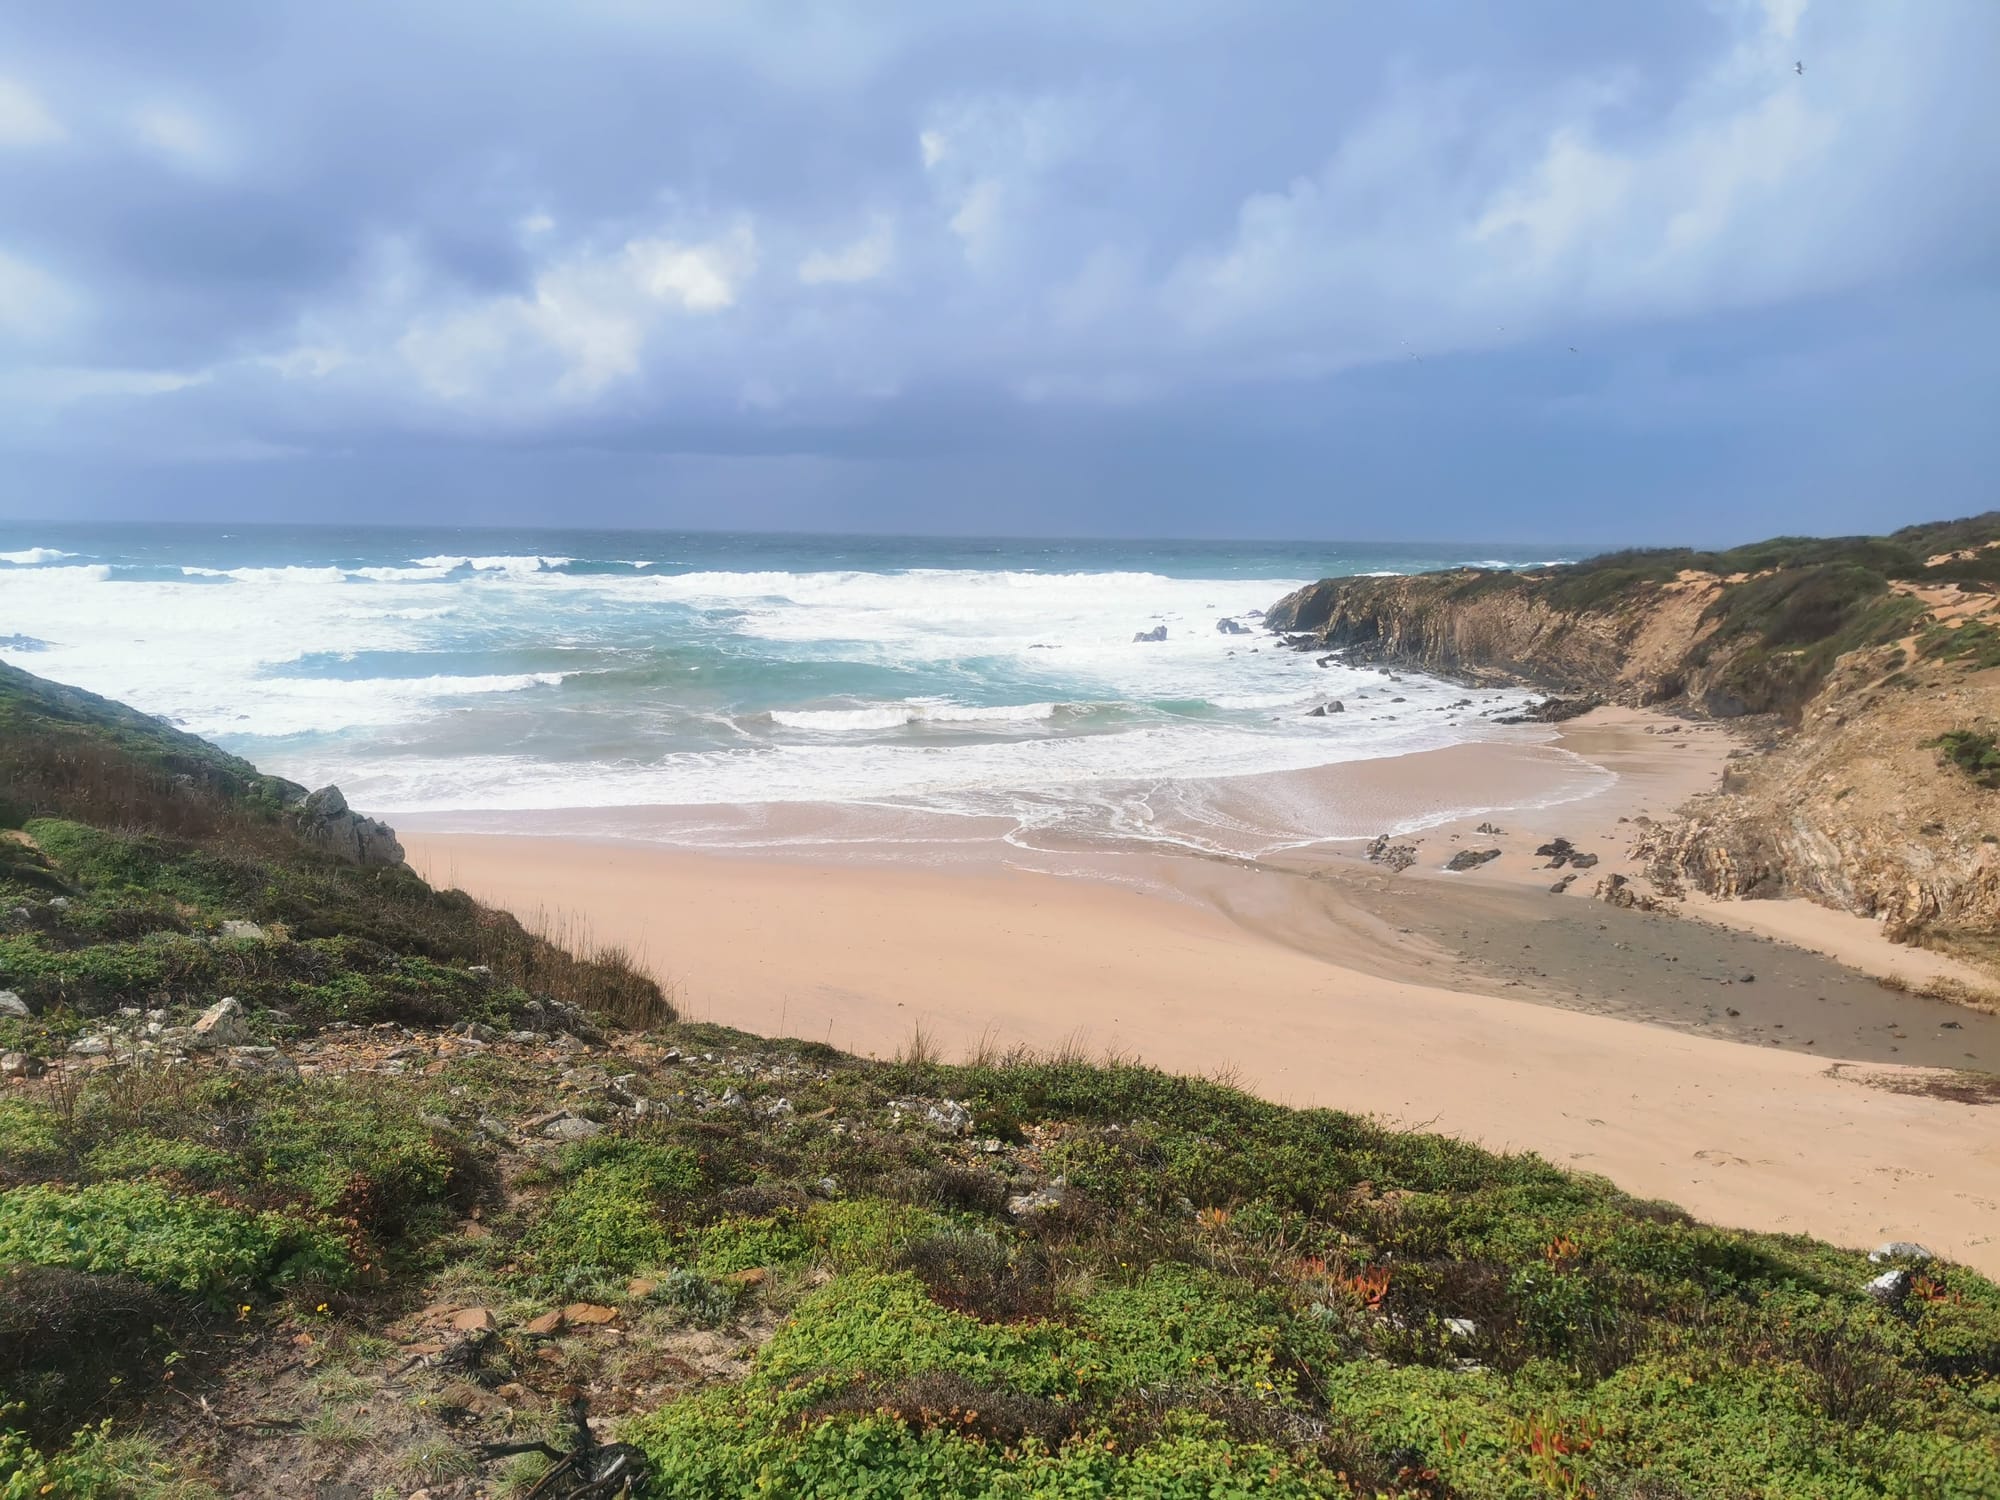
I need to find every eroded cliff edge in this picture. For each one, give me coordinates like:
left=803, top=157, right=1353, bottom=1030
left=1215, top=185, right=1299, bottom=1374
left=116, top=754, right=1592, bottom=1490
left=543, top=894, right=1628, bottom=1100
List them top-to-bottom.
left=1269, top=515, right=2000, bottom=977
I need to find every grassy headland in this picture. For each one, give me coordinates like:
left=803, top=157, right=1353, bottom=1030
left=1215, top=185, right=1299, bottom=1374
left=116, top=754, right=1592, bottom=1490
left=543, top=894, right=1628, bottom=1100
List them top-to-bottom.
left=2, top=662, right=1998, bottom=1497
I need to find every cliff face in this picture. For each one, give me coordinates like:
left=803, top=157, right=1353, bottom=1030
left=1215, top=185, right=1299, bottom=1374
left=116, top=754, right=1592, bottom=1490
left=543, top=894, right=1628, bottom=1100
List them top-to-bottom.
left=1270, top=521, right=2000, bottom=973
left=1266, top=570, right=1726, bottom=706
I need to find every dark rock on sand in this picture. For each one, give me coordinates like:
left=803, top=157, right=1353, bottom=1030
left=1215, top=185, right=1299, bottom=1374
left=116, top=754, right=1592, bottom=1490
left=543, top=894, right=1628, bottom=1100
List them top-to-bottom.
left=1132, top=626, right=1167, bottom=643
left=1496, top=696, right=1601, bottom=725
left=1365, top=834, right=1418, bottom=873
left=1444, top=848, right=1502, bottom=872
left=1596, top=873, right=1664, bottom=912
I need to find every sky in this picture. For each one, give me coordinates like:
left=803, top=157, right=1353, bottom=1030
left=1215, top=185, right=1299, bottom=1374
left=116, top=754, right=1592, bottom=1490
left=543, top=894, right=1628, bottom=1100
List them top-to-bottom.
left=1, top=0, right=1996, bottom=543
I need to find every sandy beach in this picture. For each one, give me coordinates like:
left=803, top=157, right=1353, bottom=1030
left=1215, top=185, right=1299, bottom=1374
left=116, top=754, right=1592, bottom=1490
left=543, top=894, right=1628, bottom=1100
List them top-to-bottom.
left=404, top=708, right=2000, bottom=1274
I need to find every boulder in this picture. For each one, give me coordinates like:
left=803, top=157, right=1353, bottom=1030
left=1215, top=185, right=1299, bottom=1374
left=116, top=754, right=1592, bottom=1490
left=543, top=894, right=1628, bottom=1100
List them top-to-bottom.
left=1216, top=618, right=1252, bottom=636
left=1132, top=626, right=1168, bottom=643
left=1496, top=697, right=1601, bottom=725
left=1307, top=701, right=1344, bottom=717
left=290, top=784, right=406, bottom=869
left=1444, top=848, right=1502, bottom=872
left=1549, top=874, right=1578, bottom=895
left=1596, top=874, right=1663, bottom=912
left=217, top=920, right=267, bottom=942
left=0, top=990, right=28, bottom=1018
left=190, top=997, right=248, bottom=1048
left=68, top=1035, right=112, bottom=1056
left=1, top=1051, right=45, bottom=1078
left=925, top=1099, right=972, bottom=1135
left=541, top=1113, right=604, bottom=1142
left=1869, top=1242, right=1935, bottom=1264
left=1865, top=1267, right=1910, bottom=1304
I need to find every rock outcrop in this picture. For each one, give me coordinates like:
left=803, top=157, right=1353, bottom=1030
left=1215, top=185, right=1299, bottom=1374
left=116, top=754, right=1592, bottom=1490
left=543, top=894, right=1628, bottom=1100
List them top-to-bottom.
left=1268, top=518, right=2000, bottom=972
left=290, top=784, right=407, bottom=869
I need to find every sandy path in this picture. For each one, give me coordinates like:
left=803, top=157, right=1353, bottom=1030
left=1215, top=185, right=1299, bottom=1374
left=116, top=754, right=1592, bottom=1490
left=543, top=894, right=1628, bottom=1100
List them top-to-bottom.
left=406, top=832, right=2000, bottom=1273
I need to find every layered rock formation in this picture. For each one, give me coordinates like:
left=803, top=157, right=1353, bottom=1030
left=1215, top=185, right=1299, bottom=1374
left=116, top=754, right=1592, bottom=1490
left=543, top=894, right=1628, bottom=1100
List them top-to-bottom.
left=1268, top=518, right=2000, bottom=973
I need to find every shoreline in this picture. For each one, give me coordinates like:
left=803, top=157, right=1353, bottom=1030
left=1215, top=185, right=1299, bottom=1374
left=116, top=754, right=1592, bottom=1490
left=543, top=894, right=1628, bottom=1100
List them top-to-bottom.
left=403, top=706, right=2000, bottom=1273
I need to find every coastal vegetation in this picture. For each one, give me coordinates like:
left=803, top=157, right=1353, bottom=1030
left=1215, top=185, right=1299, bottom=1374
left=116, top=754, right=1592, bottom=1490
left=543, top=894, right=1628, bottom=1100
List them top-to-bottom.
left=2, top=664, right=1999, bottom=1494
left=1931, top=729, right=2000, bottom=790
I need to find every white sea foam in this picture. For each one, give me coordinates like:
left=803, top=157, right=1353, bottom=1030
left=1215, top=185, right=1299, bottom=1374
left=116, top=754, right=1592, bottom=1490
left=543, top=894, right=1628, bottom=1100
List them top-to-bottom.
left=0, top=547, right=75, bottom=565
left=411, top=554, right=572, bottom=574
left=12, top=564, right=112, bottom=583
left=182, top=564, right=350, bottom=584
left=351, top=564, right=455, bottom=582
left=771, top=701, right=1060, bottom=732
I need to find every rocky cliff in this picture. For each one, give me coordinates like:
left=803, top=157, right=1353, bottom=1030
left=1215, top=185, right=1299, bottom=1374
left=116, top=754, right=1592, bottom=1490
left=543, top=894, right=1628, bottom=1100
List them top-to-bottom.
left=1270, top=516, right=2000, bottom=974
left=0, top=660, right=406, bottom=870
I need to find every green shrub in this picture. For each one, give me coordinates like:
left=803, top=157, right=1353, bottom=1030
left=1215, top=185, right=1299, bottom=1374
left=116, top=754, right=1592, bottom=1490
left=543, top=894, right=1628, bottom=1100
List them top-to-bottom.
left=1929, top=729, right=2000, bottom=788
left=245, top=1082, right=462, bottom=1231
left=0, top=1102, right=66, bottom=1185
left=83, top=1135, right=236, bottom=1186
left=524, top=1139, right=700, bottom=1277
left=0, top=1179, right=350, bottom=1296
left=806, top=1199, right=949, bottom=1270
left=693, top=1213, right=811, bottom=1275
left=1079, top=1266, right=1291, bottom=1396
left=0, top=1414, right=217, bottom=1500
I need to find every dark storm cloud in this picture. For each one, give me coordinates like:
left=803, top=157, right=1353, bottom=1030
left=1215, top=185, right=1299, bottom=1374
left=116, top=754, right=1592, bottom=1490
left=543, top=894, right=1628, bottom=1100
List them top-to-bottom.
left=1, top=0, right=1996, bottom=539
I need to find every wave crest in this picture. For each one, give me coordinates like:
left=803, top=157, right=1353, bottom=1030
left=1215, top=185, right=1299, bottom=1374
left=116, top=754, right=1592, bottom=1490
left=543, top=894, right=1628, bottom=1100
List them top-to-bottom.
left=0, top=547, right=76, bottom=566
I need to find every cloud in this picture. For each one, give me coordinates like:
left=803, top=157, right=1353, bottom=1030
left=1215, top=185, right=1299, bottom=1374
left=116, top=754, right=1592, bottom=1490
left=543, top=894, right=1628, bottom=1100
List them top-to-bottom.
left=0, top=0, right=1994, bottom=536
left=0, top=77, right=64, bottom=146
left=132, top=102, right=230, bottom=174
left=799, top=219, right=893, bottom=284
left=393, top=222, right=756, bottom=403
left=0, top=250, right=78, bottom=342
left=0, top=365, right=209, bottom=402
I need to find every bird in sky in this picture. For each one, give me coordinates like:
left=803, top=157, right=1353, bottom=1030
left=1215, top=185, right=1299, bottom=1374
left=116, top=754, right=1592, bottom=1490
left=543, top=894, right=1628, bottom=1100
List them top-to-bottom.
left=1795, top=60, right=1804, bottom=75
left=1568, top=346, right=1578, bottom=354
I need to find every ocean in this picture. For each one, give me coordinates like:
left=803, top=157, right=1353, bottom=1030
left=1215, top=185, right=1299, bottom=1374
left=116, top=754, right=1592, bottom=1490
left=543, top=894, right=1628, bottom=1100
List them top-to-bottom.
left=0, top=525, right=1585, bottom=856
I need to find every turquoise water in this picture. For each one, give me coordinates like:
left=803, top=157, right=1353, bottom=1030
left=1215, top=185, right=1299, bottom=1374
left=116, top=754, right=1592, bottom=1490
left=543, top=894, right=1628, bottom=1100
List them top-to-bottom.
left=0, top=525, right=1579, bottom=852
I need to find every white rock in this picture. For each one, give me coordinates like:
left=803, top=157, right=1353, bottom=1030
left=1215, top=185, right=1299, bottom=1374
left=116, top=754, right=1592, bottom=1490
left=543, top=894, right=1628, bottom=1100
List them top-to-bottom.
left=218, top=920, right=267, bottom=942
left=0, top=991, right=28, bottom=1018
left=190, top=997, right=248, bottom=1047
left=68, top=1035, right=112, bottom=1056
left=1, top=1052, right=44, bottom=1077
left=925, top=1099, right=972, bottom=1135
left=542, top=1114, right=604, bottom=1141
left=1007, top=1186, right=1066, bottom=1218
left=1868, top=1241, right=1935, bottom=1264
left=1866, top=1268, right=1911, bottom=1303
left=1444, top=1318, right=1478, bottom=1339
